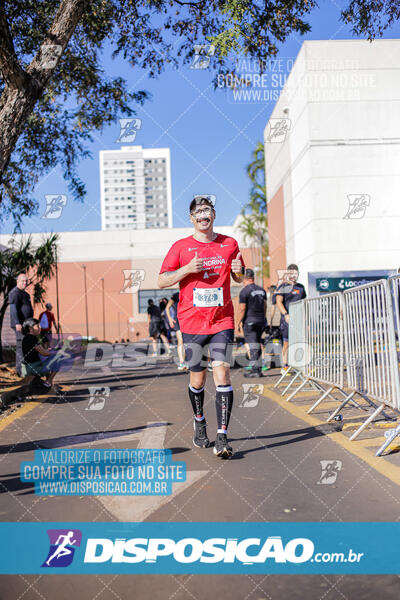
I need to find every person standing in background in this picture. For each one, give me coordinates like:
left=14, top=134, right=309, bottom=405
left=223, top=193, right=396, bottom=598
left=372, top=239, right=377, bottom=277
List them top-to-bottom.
left=275, top=264, right=307, bottom=375
left=237, top=268, right=267, bottom=378
left=8, top=273, right=33, bottom=376
left=166, top=290, right=187, bottom=371
left=147, top=299, right=171, bottom=357
left=39, top=302, right=57, bottom=346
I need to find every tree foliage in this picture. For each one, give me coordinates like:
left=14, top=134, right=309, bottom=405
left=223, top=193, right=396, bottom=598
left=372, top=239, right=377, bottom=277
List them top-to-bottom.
left=0, top=0, right=396, bottom=227
left=238, top=140, right=269, bottom=281
left=0, top=233, right=58, bottom=361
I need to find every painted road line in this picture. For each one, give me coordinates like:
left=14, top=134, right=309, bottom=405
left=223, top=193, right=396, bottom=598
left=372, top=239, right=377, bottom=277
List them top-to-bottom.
left=262, top=384, right=400, bottom=488
left=0, top=385, right=70, bottom=434
left=0, top=402, right=39, bottom=433
left=97, top=422, right=208, bottom=522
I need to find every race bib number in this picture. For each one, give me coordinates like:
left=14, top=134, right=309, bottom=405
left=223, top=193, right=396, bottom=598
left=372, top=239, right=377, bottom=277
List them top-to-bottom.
left=193, top=287, right=223, bottom=307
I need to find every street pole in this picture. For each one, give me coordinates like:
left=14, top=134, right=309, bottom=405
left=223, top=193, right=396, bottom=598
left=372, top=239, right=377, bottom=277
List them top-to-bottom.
left=259, top=231, right=264, bottom=287
left=82, top=264, right=89, bottom=339
left=101, top=277, right=106, bottom=341
left=118, top=311, right=120, bottom=340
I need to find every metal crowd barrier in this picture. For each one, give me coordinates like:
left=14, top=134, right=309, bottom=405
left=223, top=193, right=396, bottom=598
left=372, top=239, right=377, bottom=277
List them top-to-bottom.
left=374, top=275, right=400, bottom=455
left=275, top=280, right=400, bottom=455
left=283, top=293, right=357, bottom=410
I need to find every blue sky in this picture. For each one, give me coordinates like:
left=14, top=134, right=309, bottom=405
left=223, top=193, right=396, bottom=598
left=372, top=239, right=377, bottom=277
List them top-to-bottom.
left=2, top=2, right=399, bottom=235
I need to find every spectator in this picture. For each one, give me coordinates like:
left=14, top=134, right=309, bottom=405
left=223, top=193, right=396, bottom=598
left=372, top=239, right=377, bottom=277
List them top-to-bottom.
left=275, top=264, right=307, bottom=375
left=237, top=268, right=267, bottom=378
left=8, top=273, right=33, bottom=376
left=266, top=285, right=281, bottom=336
left=166, top=291, right=187, bottom=370
left=159, top=297, right=172, bottom=342
left=147, top=299, right=171, bottom=357
left=39, top=302, right=56, bottom=346
left=21, top=318, right=57, bottom=389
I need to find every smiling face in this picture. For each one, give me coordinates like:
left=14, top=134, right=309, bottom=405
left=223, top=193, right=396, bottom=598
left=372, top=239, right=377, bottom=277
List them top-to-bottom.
left=190, top=202, right=216, bottom=232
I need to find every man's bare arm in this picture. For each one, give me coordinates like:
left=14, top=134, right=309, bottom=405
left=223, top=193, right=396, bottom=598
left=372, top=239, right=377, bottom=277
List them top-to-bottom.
left=158, top=253, right=203, bottom=289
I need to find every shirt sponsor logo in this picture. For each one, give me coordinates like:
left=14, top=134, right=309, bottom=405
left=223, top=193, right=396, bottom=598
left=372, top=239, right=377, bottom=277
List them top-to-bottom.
left=188, top=247, right=198, bottom=251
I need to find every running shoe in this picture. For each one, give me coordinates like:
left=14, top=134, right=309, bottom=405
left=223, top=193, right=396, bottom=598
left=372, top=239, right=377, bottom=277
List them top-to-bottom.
left=177, top=363, right=185, bottom=371
left=207, top=364, right=213, bottom=372
left=261, top=364, right=270, bottom=372
left=244, top=365, right=252, bottom=371
left=244, top=368, right=262, bottom=378
left=193, top=419, right=210, bottom=448
left=213, top=433, right=233, bottom=458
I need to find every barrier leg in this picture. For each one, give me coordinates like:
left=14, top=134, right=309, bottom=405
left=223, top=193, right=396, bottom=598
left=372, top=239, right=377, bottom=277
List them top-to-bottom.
left=273, top=368, right=292, bottom=389
left=281, top=370, right=302, bottom=396
left=286, top=378, right=308, bottom=402
left=307, top=386, right=334, bottom=414
left=326, top=391, right=355, bottom=422
left=349, top=403, right=385, bottom=441
left=376, top=424, right=400, bottom=457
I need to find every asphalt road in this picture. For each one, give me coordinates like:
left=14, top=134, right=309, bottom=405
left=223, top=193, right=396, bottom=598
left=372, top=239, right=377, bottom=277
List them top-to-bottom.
left=0, top=356, right=399, bottom=599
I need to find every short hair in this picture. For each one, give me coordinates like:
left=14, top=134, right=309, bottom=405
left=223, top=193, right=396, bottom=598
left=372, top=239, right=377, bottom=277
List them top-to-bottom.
left=189, top=196, right=215, bottom=213
left=287, top=263, right=299, bottom=272
left=244, top=268, right=254, bottom=279
left=269, top=285, right=277, bottom=292
left=148, top=299, right=154, bottom=306
left=45, top=302, right=52, bottom=310
left=22, top=317, right=39, bottom=335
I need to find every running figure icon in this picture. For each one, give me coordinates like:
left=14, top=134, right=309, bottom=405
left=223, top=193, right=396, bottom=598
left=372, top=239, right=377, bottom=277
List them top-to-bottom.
left=45, top=531, right=77, bottom=566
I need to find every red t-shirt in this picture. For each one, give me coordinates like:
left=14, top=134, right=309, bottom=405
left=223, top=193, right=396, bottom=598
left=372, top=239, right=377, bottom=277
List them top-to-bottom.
left=159, top=233, right=245, bottom=334
left=39, top=310, right=56, bottom=332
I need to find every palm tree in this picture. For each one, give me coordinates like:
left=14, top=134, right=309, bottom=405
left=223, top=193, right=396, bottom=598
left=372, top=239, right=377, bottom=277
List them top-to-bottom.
left=238, top=142, right=269, bottom=284
left=0, top=234, right=59, bottom=362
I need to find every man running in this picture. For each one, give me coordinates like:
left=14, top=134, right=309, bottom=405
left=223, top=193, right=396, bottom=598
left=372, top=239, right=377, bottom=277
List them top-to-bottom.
left=158, top=195, right=245, bottom=458
left=275, top=264, right=307, bottom=374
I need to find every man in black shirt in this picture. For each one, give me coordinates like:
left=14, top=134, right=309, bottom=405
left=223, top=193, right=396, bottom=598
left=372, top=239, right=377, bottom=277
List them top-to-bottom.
left=275, top=264, right=307, bottom=374
left=237, top=269, right=267, bottom=378
left=8, top=273, right=34, bottom=376
left=147, top=299, right=171, bottom=357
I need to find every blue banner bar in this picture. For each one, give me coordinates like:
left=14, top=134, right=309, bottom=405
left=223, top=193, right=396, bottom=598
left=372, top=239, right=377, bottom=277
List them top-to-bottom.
left=0, top=522, right=398, bottom=574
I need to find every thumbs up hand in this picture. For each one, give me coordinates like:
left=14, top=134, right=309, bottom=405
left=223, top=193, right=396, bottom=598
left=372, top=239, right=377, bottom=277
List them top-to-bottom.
left=189, top=251, right=204, bottom=274
left=231, top=251, right=244, bottom=274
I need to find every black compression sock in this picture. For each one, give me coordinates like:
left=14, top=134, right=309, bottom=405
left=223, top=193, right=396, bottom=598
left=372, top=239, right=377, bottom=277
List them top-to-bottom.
left=188, top=384, right=205, bottom=420
left=215, top=385, right=233, bottom=433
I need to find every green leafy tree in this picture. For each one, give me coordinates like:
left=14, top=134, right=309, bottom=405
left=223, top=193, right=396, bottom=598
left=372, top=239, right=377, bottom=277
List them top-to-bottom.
left=0, top=0, right=318, bottom=227
left=0, top=1, right=394, bottom=227
left=238, top=141, right=268, bottom=284
left=0, top=233, right=58, bottom=362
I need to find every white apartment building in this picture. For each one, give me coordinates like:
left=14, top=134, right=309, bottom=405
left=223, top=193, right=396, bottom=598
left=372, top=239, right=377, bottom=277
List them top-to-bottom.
left=100, top=146, right=173, bottom=231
